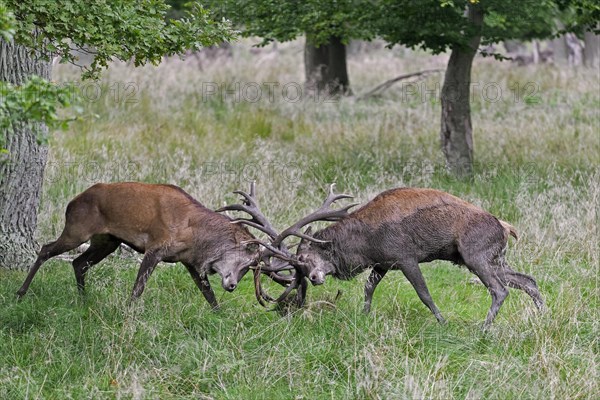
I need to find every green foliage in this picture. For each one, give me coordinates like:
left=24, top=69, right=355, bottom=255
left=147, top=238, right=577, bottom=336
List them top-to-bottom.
left=0, top=0, right=15, bottom=40
left=0, top=0, right=235, bottom=154
left=5, top=0, right=235, bottom=79
left=165, top=0, right=191, bottom=20
left=208, top=0, right=374, bottom=46
left=208, top=0, right=578, bottom=52
left=376, top=0, right=559, bottom=53
left=557, top=0, right=600, bottom=34
left=0, top=77, right=77, bottom=152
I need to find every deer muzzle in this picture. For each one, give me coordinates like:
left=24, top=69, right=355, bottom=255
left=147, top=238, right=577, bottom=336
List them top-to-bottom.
left=309, top=270, right=326, bottom=285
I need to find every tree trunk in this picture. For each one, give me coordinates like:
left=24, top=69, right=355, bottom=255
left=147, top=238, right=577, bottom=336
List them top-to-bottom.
left=440, top=5, right=483, bottom=177
left=551, top=20, right=569, bottom=66
left=583, top=27, right=600, bottom=68
left=552, top=35, right=569, bottom=65
left=304, top=36, right=351, bottom=96
left=326, top=36, right=351, bottom=95
left=0, top=38, right=51, bottom=269
left=304, top=38, right=330, bottom=94
left=532, top=40, right=540, bottom=64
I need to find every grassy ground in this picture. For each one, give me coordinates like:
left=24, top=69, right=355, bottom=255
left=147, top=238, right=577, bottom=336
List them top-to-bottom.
left=1, top=39, right=598, bottom=399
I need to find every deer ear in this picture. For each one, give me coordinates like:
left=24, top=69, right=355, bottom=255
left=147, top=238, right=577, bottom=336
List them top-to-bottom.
left=298, top=227, right=312, bottom=252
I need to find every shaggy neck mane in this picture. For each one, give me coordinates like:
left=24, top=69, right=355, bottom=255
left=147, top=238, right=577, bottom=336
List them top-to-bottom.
left=312, top=218, right=373, bottom=279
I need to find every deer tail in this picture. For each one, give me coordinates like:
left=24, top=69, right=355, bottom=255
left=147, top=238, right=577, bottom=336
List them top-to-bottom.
left=498, top=219, right=518, bottom=241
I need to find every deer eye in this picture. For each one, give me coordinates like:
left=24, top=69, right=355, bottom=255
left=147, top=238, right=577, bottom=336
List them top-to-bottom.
left=245, top=243, right=259, bottom=253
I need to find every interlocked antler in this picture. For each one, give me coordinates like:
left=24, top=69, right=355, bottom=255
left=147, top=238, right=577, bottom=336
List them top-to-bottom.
left=218, top=182, right=297, bottom=306
left=219, top=182, right=357, bottom=307
left=265, top=183, right=357, bottom=306
left=273, top=183, right=358, bottom=247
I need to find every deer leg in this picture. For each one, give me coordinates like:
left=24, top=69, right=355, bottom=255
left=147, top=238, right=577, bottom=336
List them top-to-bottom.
left=17, top=234, right=85, bottom=298
left=72, top=235, right=121, bottom=294
left=130, top=251, right=162, bottom=301
left=465, top=259, right=509, bottom=328
left=184, top=263, right=219, bottom=310
left=400, top=263, right=446, bottom=324
left=500, top=265, right=545, bottom=311
left=364, top=266, right=388, bottom=313
left=295, top=276, right=308, bottom=307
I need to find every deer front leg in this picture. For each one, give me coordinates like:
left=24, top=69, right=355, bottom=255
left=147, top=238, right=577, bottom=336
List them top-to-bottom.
left=130, top=251, right=162, bottom=301
left=184, top=263, right=219, bottom=310
left=400, top=263, right=446, bottom=324
left=364, top=266, right=387, bottom=313
left=295, top=275, right=308, bottom=307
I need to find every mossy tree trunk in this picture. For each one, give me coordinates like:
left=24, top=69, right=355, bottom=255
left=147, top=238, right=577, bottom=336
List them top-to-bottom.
left=440, top=5, right=483, bottom=177
left=0, top=38, right=51, bottom=269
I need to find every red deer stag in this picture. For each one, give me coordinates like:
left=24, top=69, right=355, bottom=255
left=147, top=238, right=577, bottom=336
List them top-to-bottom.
left=16, top=182, right=261, bottom=308
left=264, top=185, right=545, bottom=327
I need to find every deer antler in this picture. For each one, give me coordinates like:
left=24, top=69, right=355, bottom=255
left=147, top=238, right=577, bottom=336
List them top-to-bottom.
left=216, top=181, right=279, bottom=240
left=219, top=182, right=300, bottom=305
left=219, top=183, right=356, bottom=308
left=273, top=184, right=357, bottom=247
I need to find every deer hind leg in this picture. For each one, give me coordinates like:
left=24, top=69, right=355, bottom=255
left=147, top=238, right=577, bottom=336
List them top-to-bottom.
left=17, top=232, right=88, bottom=298
left=72, top=234, right=121, bottom=294
left=462, top=255, right=509, bottom=328
left=400, top=263, right=446, bottom=324
left=499, top=264, right=545, bottom=311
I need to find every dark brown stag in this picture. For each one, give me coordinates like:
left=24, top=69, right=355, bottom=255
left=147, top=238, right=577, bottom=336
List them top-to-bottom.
left=17, top=182, right=261, bottom=308
left=264, top=185, right=545, bottom=327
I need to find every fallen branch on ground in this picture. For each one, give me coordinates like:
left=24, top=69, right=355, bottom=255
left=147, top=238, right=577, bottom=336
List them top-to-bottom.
left=357, top=69, right=443, bottom=100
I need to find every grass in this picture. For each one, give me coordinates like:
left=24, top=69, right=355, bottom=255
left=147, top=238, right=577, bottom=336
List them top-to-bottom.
left=1, top=39, right=599, bottom=399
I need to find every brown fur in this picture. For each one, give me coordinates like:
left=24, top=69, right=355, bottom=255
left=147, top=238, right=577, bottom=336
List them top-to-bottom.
left=17, top=182, right=258, bottom=307
left=295, top=187, right=543, bottom=327
left=350, top=188, right=484, bottom=225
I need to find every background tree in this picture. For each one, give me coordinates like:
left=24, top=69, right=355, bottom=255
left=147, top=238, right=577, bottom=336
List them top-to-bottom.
left=0, top=0, right=233, bottom=269
left=209, top=0, right=374, bottom=95
left=211, top=0, right=582, bottom=175
left=375, top=0, right=560, bottom=176
left=557, top=0, right=600, bottom=67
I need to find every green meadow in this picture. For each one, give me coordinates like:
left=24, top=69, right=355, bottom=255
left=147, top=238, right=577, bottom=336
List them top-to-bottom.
left=1, top=41, right=598, bottom=399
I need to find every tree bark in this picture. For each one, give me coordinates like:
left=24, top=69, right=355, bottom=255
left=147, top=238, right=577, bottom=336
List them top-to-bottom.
left=440, top=5, right=483, bottom=177
left=583, top=27, right=600, bottom=68
left=304, top=36, right=351, bottom=96
left=326, top=36, right=351, bottom=95
left=0, top=38, right=51, bottom=269
left=304, top=38, right=329, bottom=94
